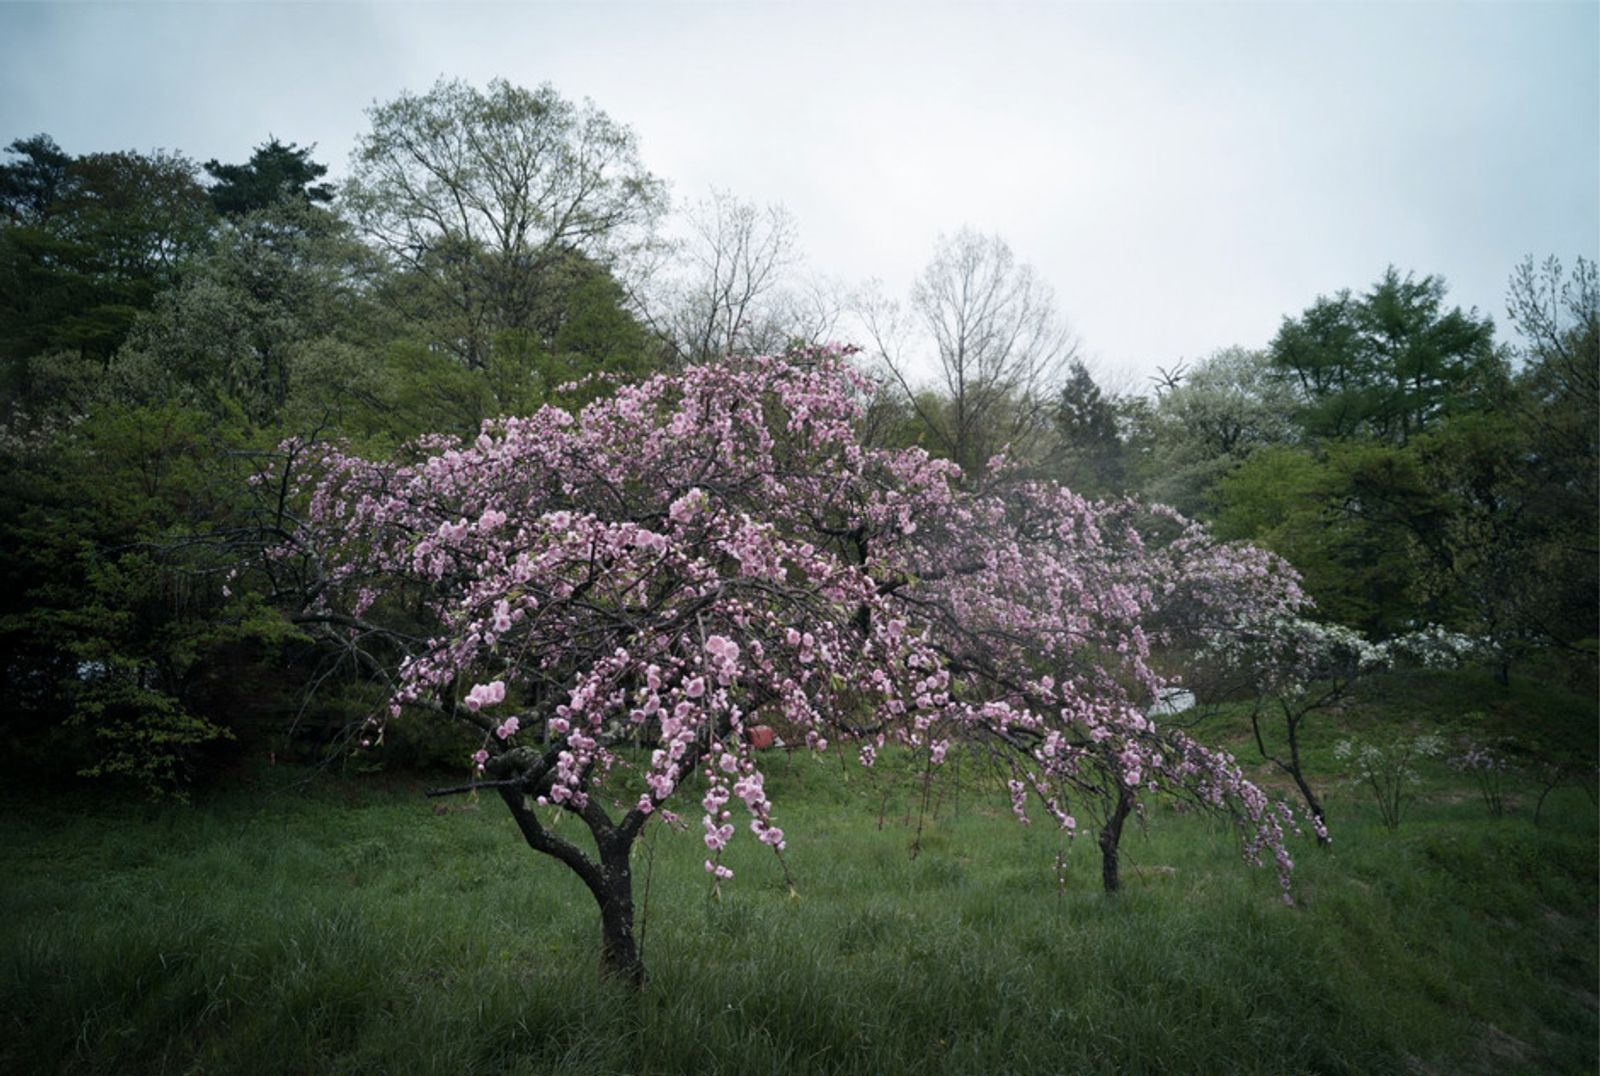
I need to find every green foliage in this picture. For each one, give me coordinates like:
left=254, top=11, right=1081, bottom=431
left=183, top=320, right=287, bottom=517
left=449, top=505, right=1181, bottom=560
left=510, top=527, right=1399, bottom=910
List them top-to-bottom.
left=345, top=77, right=666, bottom=368
left=0, top=118, right=669, bottom=802
left=0, top=134, right=72, bottom=222
left=0, top=138, right=213, bottom=388
left=203, top=138, right=335, bottom=217
left=106, top=200, right=391, bottom=426
left=351, top=254, right=660, bottom=444
left=1499, top=256, right=1599, bottom=652
left=479, top=260, right=660, bottom=414
left=1200, top=261, right=1594, bottom=660
left=546, top=264, right=660, bottom=382
left=1269, top=267, right=1503, bottom=444
left=360, top=339, right=505, bottom=441
left=1140, top=346, right=1297, bottom=514
left=1045, top=359, right=1129, bottom=496
left=1212, top=366, right=1596, bottom=649
left=0, top=403, right=294, bottom=796
left=1402, top=411, right=1593, bottom=662
left=1211, top=445, right=1414, bottom=632
left=64, top=657, right=231, bottom=795
left=375, top=707, right=479, bottom=773
left=1334, top=732, right=1445, bottom=830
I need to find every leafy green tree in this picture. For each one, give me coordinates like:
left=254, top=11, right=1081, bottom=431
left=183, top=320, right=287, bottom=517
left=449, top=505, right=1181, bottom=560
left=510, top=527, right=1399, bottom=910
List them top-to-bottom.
left=345, top=78, right=666, bottom=368
left=0, top=115, right=667, bottom=799
left=0, top=134, right=72, bottom=224
left=0, top=137, right=213, bottom=404
left=203, top=138, right=335, bottom=217
left=107, top=200, right=391, bottom=426
left=1399, top=255, right=1600, bottom=672
left=1504, top=255, right=1597, bottom=516
left=525, top=256, right=660, bottom=388
left=361, top=257, right=660, bottom=445
left=1270, top=267, right=1501, bottom=443
left=1209, top=269, right=1533, bottom=640
left=1218, top=331, right=1594, bottom=666
left=1140, top=346, right=1297, bottom=515
left=1045, top=359, right=1128, bottom=496
left=0, top=403, right=293, bottom=795
left=1402, top=414, right=1555, bottom=676
left=1211, top=444, right=1420, bottom=634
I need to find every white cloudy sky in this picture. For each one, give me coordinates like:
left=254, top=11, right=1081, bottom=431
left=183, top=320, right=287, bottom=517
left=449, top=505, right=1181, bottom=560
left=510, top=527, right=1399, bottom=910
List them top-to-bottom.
left=3, top=1, right=1595, bottom=386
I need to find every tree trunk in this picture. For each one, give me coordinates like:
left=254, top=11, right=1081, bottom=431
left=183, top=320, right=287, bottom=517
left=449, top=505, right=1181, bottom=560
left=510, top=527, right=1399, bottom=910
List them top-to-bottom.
left=1263, top=704, right=1332, bottom=848
left=1282, top=717, right=1331, bottom=847
left=1289, top=769, right=1331, bottom=847
left=1098, top=784, right=1135, bottom=894
left=495, top=786, right=648, bottom=988
left=595, top=840, right=646, bottom=987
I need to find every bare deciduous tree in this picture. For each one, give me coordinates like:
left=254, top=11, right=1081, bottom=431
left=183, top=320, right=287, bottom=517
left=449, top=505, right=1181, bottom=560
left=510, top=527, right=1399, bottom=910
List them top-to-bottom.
left=647, top=188, right=805, bottom=365
left=864, top=229, right=1076, bottom=479
left=1505, top=254, right=1598, bottom=434
left=777, top=273, right=850, bottom=352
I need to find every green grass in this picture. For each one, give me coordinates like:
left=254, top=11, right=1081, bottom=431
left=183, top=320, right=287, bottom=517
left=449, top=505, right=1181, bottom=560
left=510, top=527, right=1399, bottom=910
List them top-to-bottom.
left=1, top=680, right=1595, bottom=1075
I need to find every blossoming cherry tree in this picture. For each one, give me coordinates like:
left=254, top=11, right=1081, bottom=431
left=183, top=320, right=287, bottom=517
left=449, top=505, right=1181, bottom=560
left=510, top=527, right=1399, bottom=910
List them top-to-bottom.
left=274, top=352, right=1307, bottom=983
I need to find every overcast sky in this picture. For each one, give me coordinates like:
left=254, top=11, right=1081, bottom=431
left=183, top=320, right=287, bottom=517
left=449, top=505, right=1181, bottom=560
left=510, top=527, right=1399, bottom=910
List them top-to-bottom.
left=3, top=1, right=1596, bottom=387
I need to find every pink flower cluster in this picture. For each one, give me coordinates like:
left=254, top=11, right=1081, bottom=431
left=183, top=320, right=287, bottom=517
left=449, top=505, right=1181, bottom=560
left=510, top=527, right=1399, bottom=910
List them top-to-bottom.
left=463, top=680, right=505, bottom=711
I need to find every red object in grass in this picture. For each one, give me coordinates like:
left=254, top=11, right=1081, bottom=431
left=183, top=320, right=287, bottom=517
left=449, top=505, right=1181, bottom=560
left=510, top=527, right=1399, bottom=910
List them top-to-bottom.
left=749, top=725, right=776, bottom=750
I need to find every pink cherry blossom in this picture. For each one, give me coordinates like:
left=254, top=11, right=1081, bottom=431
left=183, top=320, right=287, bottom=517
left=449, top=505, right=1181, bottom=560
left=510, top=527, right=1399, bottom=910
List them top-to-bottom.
left=275, top=347, right=1311, bottom=982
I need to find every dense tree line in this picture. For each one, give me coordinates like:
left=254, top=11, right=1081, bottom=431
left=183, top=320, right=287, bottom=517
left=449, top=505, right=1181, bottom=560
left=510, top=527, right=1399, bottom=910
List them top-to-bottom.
left=0, top=77, right=1592, bottom=797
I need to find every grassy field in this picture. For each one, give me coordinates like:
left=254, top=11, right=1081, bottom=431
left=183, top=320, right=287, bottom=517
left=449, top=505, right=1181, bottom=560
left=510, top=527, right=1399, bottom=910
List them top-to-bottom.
left=2, top=670, right=1595, bottom=1075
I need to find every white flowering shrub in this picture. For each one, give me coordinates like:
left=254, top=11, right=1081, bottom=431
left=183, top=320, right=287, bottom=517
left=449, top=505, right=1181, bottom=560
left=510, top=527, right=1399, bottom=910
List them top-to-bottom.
left=1382, top=626, right=1489, bottom=670
left=1334, top=733, right=1445, bottom=831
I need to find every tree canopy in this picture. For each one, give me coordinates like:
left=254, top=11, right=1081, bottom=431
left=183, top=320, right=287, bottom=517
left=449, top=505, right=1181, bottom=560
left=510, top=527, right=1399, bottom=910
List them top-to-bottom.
left=344, top=78, right=666, bottom=368
left=204, top=138, right=336, bottom=217
left=1269, top=267, right=1502, bottom=444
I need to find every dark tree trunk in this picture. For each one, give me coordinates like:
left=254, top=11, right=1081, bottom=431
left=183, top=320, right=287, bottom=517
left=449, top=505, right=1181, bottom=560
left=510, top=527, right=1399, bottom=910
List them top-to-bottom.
left=1256, top=701, right=1331, bottom=847
left=481, top=709, right=752, bottom=990
left=1282, top=717, right=1330, bottom=847
left=1290, top=770, right=1331, bottom=847
left=1098, top=784, right=1135, bottom=894
left=497, top=786, right=647, bottom=987
left=595, top=838, right=645, bottom=987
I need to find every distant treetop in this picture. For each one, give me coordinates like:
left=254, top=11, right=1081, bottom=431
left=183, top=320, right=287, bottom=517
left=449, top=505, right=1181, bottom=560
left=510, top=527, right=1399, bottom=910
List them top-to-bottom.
left=204, top=138, right=335, bottom=216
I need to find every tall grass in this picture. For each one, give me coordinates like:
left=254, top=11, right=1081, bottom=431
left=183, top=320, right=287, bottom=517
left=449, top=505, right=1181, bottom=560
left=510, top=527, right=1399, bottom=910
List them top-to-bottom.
left=1, top=688, right=1594, bottom=1075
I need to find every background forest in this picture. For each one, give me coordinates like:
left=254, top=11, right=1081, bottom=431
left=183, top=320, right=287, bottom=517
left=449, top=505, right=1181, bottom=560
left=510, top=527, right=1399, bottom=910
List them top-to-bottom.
left=1, top=79, right=1593, bottom=797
